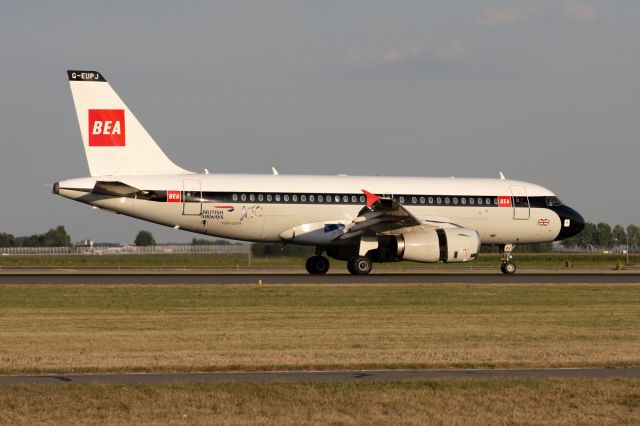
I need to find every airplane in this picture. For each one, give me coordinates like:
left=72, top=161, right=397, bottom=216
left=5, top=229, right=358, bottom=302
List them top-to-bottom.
left=53, top=70, right=585, bottom=275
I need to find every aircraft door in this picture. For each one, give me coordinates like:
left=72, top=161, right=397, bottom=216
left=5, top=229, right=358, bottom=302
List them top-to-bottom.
left=182, top=179, right=202, bottom=215
left=510, top=185, right=530, bottom=220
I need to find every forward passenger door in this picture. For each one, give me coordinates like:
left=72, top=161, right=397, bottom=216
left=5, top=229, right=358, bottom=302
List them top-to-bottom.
left=510, top=185, right=530, bottom=220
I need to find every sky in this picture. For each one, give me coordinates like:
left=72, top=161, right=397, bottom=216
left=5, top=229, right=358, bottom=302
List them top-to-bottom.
left=0, top=1, right=638, bottom=243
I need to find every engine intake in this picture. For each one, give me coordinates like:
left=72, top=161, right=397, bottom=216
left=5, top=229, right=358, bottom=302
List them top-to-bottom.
left=396, top=228, right=480, bottom=263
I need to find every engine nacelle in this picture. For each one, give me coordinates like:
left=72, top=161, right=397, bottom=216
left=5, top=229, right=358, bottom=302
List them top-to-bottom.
left=397, top=228, right=480, bottom=263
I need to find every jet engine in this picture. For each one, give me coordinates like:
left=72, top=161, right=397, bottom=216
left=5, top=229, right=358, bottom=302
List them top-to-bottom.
left=395, top=228, right=480, bottom=263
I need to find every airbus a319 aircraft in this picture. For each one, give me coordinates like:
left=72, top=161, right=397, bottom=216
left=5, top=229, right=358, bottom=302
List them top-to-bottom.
left=54, top=70, right=584, bottom=275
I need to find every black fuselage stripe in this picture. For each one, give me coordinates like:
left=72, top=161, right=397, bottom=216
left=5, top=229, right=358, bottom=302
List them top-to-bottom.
left=63, top=188, right=556, bottom=209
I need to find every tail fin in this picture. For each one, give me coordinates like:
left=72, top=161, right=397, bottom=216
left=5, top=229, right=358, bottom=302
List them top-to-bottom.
left=67, top=70, right=191, bottom=176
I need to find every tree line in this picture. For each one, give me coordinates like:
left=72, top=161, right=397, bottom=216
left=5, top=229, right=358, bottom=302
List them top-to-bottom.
left=2, top=222, right=638, bottom=252
left=560, top=223, right=640, bottom=251
left=0, top=226, right=71, bottom=247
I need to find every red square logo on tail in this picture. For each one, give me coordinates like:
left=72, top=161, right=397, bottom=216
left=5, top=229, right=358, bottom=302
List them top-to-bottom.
left=88, top=109, right=126, bottom=146
left=167, top=191, right=181, bottom=203
left=498, top=196, right=512, bottom=207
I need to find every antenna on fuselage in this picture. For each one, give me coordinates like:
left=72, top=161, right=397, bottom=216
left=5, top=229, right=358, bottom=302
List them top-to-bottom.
left=272, top=167, right=279, bottom=175
left=499, top=171, right=506, bottom=180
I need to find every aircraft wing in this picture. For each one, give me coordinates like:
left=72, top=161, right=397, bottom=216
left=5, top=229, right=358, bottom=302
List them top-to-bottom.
left=337, top=190, right=462, bottom=240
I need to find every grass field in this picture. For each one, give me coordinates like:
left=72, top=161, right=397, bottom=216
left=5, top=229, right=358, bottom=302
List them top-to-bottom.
left=0, top=252, right=638, bottom=269
left=0, top=284, right=638, bottom=374
left=1, top=379, right=638, bottom=425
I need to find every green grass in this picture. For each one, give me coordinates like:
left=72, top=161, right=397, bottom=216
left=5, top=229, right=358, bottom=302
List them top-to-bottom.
left=0, top=252, right=637, bottom=268
left=0, top=284, right=638, bottom=373
left=1, top=379, right=638, bottom=425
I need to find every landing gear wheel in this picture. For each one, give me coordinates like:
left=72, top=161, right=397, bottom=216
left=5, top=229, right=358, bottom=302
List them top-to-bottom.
left=499, top=244, right=517, bottom=275
left=305, top=255, right=330, bottom=275
left=348, top=256, right=372, bottom=275
left=501, top=262, right=516, bottom=275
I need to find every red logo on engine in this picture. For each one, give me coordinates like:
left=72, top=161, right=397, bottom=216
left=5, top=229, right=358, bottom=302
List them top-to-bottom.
left=88, top=109, right=125, bottom=146
left=167, top=191, right=181, bottom=203
left=498, top=196, right=512, bottom=207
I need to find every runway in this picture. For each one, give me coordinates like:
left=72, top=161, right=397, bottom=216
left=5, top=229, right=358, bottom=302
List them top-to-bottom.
left=0, top=273, right=639, bottom=285
left=1, top=368, right=639, bottom=384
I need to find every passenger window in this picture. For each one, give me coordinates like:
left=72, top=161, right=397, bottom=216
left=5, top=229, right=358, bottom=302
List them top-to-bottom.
left=232, top=194, right=238, bottom=201
left=241, top=194, right=246, bottom=201
left=249, top=194, right=255, bottom=202
left=258, top=194, right=264, bottom=202
left=267, top=194, right=272, bottom=202
left=275, top=194, right=281, bottom=202
left=284, top=194, right=289, bottom=202
left=301, top=194, right=306, bottom=202
left=292, top=195, right=298, bottom=202
left=309, top=195, right=315, bottom=202
left=335, top=195, right=340, bottom=202
left=343, top=195, right=349, bottom=203
left=360, top=195, right=365, bottom=203
left=351, top=196, right=357, bottom=203
left=399, top=196, right=405, bottom=203
left=412, top=197, right=417, bottom=204
left=420, top=197, right=425, bottom=204
left=428, top=197, right=433, bottom=204
left=437, top=197, right=442, bottom=204
left=445, top=197, right=450, bottom=204
left=453, top=197, right=458, bottom=205
left=462, top=198, right=467, bottom=205
left=477, top=198, right=482, bottom=205
left=492, top=198, right=498, bottom=205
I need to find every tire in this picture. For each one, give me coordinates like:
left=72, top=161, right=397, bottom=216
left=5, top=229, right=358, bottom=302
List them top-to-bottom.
left=305, top=256, right=318, bottom=274
left=306, top=256, right=330, bottom=274
left=314, top=256, right=330, bottom=274
left=349, top=256, right=372, bottom=275
left=347, top=260, right=356, bottom=275
left=502, top=262, right=517, bottom=275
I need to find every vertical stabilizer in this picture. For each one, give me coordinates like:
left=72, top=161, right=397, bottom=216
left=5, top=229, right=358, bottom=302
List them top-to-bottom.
left=67, top=70, right=191, bottom=176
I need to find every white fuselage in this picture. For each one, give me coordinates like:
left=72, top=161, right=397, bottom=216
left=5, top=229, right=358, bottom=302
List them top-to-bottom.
left=56, top=173, right=568, bottom=245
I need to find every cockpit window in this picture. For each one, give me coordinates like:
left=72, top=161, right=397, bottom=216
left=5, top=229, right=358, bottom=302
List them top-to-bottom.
left=545, top=196, right=563, bottom=207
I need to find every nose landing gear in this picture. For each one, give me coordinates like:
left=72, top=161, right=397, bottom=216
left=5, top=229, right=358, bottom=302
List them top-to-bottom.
left=500, top=244, right=517, bottom=274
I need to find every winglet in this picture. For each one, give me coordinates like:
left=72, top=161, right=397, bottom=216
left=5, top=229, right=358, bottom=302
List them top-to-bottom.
left=361, top=189, right=381, bottom=207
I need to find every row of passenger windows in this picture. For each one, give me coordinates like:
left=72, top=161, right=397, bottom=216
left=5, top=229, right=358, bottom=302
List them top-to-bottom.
left=221, top=193, right=500, bottom=206
left=232, top=193, right=367, bottom=203
left=400, top=196, right=498, bottom=206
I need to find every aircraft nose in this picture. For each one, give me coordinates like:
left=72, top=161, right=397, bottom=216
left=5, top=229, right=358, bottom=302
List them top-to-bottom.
left=554, top=205, right=585, bottom=241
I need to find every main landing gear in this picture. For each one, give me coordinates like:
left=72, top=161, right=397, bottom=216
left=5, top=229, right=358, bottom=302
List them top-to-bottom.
left=345, top=236, right=377, bottom=275
left=500, top=244, right=517, bottom=274
left=306, top=246, right=374, bottom=275
left=305, top=248, right=330, bottom=274
left=346, top=256, right=372, bottom=275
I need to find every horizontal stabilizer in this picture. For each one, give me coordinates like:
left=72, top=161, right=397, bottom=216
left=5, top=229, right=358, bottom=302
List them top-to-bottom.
left=92, top=181, right=142, bottom=197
